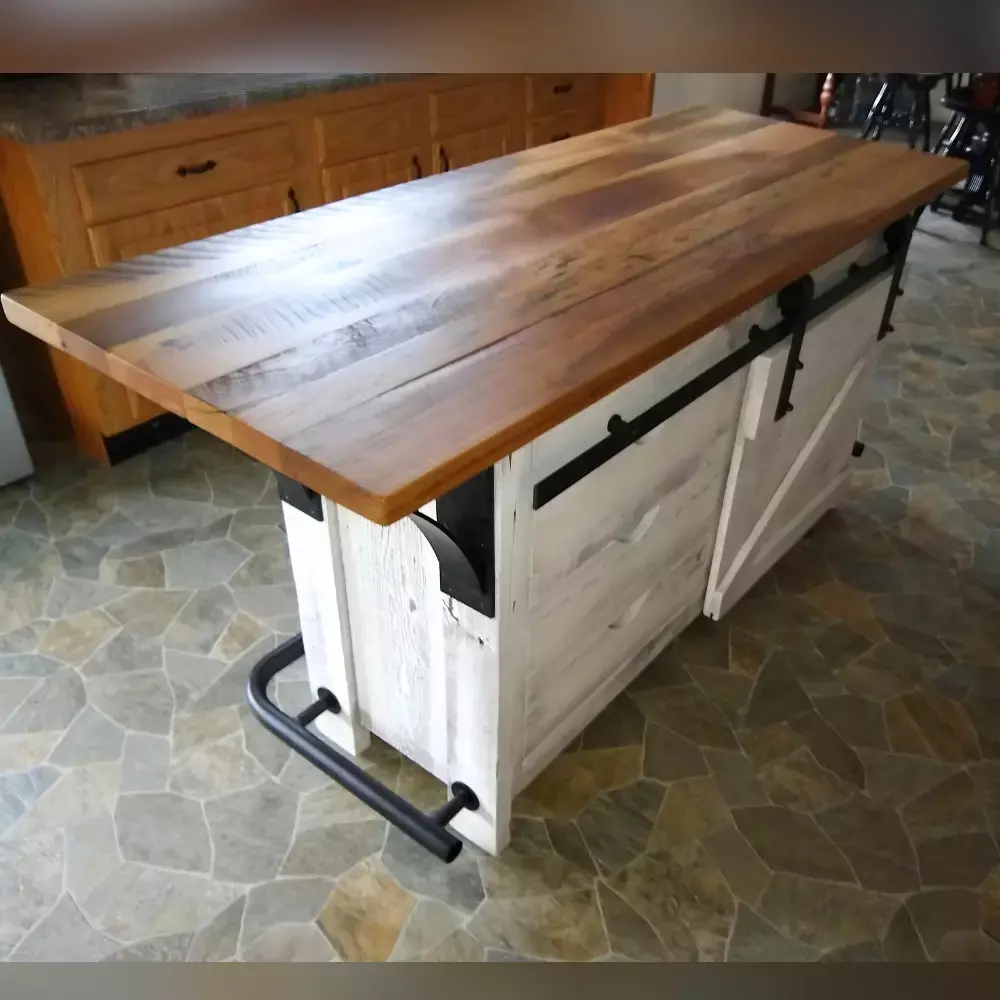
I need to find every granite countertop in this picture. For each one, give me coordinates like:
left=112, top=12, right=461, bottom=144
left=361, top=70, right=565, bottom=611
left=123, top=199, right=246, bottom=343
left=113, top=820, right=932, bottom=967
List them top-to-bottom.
left=0, top=74, right=413, bottom=144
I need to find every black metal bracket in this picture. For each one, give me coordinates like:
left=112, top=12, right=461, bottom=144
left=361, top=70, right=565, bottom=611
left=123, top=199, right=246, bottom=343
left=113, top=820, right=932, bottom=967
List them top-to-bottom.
left=533, top=220, right=912, bottom=510
left=772, top=275, right=816, bottom=421
left=413, top=466, right=495, bottom=618
left=275, top=467, right=495, bottom=617
left=275, top=472, right=324, bottom=521
left=410, top=513, right=494, bottom=618
left=246, top=634, right=479, bottom=863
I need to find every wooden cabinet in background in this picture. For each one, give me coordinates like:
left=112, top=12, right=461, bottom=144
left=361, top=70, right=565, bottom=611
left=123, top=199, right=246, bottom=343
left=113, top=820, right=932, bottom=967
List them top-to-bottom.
left=0, top=74, right=653, bottom=464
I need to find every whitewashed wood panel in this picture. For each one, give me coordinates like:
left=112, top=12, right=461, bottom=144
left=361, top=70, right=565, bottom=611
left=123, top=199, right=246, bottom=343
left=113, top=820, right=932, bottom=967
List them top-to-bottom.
left=707, top=275, right=890, bottom=601
left=706, top=299, right=886, bottom=620
left=709, top=349, right=879, bottom=617
left=530, top=372, right=744, bottom=608
left=528, top=420, right=735, bottom=678
left=448, top=447, right=533, bottom=854
left=282, top=500, right=370, bottom=755
left=337, top=504, right=448, bottom=774
left=524, top=543, right=710, bottom=756
left=519, top=592, right=703, bottom=789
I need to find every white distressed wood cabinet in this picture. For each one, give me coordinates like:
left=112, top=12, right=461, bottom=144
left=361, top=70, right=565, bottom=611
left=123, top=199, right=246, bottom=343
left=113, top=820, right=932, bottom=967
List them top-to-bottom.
left=282, top=235, right=892, bottom=856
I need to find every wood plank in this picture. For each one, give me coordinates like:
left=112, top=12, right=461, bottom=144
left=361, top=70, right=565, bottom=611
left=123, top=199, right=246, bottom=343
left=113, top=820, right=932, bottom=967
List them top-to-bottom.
left=1, top=108, right=966, bottom=524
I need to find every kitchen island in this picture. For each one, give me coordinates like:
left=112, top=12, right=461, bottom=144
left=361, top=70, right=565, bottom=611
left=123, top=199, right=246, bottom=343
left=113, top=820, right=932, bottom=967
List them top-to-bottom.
left=1, top=107, right=965, bottom=861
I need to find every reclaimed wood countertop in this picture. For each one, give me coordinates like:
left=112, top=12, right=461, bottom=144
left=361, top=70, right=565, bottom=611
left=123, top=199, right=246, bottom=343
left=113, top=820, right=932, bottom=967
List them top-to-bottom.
left=2, top=107, right=966, bottom=524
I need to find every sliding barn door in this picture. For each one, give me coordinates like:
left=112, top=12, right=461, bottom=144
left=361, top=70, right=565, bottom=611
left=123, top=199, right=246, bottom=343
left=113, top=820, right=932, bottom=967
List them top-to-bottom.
left=704, top=276, right=891, bottom=619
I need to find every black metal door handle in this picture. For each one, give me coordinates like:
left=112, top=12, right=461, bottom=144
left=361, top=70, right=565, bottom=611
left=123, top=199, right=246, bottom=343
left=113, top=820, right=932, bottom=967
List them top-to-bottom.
left=439, top=145, right=451, bottom=172
left=412, top=154, right=423, bottom=179
left=176, top=159, right=217, bottom=177
left=246, top=634, right=479, bottom=863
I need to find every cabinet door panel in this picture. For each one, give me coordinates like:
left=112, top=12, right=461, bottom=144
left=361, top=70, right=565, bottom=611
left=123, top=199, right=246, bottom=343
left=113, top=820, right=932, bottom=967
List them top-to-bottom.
left=434, top=123, right=521, bottom=173
left=321, top=148, right=426, bottom=202
left=88, top=181, right=298, bottom=265
left=704, top=278, right=891, bottom=619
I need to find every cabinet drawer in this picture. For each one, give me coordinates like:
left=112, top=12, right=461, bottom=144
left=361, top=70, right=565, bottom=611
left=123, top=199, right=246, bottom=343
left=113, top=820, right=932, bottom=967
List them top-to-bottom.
left=527, top=74, right=600, bottom=116
left=430, top=79, right=521, bottom=138
left=316, top=98, right=429, bottom=166
left=527, top=107, right=601, bottom=148
left=73, top=124, right=298, bottom=224
left=322, top=150, right=426, bottom=203
left=88, top=181, right=298, bottom=265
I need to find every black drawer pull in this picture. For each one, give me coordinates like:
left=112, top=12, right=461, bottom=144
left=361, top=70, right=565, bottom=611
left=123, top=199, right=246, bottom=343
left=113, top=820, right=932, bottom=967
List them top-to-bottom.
left=553, top=82, right=574, bottom=95
left=552, top=132, right=572, bottom=142
left=439, top=145, right=451, bottom=172
left=412, top=154, right=423, bottom=179
left=176, top=159, right=217, bottom=177
left=287, top=187, right=302, bottom=213
left=247, top=634, right=479, bottom=863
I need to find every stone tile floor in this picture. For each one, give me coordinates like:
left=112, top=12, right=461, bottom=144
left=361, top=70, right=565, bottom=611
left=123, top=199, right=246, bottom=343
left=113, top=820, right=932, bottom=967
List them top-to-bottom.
left=1, top=212, right=1000, bottom=962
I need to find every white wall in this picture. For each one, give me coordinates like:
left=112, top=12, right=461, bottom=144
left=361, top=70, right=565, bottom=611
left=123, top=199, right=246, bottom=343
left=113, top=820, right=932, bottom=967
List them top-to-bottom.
left=652, top=74, right=820, bottom=117
left=652, top=74, right=766, bottom=116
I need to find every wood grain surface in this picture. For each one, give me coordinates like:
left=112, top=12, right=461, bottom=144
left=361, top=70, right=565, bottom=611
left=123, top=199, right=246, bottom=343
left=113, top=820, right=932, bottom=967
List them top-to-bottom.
left=1, top=107, right=966, bottom=524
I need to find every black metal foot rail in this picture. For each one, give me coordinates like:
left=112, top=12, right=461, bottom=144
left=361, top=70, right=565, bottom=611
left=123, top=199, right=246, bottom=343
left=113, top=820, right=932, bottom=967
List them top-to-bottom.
left=246, top=633, right=479, bottom=863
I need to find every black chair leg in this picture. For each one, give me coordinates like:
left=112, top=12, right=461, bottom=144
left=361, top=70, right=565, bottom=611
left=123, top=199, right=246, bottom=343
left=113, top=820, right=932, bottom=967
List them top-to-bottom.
left=861, top=81, right=890, bottom=138
left=922, top=91, right=933, bottom=152
left=933, top=111, right=959, bottom=153
left=933, top=113, right=973, bottom=212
